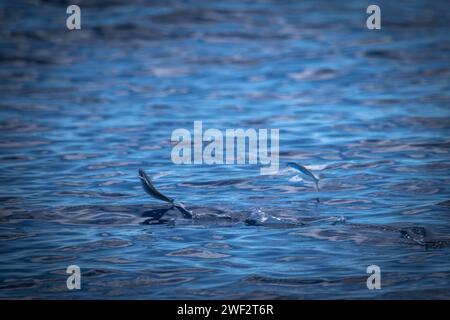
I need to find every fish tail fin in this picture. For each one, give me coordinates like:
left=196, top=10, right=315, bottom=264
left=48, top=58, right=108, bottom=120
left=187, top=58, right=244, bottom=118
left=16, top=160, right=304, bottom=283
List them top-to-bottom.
left=174, top=203, right=193, bottom=219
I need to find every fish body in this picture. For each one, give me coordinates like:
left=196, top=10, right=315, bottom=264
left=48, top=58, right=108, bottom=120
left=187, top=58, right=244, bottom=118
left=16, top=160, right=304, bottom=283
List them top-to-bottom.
left=286, top=162, right=319, bottom=191
left=138, top=169, right=174, bottom=204
left=139, top=169, right=192, bottom=218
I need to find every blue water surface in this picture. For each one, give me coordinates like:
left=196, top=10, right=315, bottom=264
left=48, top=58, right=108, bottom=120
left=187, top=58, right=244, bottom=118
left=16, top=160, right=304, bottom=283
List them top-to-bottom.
left=0, top=0, right=450, bottom=299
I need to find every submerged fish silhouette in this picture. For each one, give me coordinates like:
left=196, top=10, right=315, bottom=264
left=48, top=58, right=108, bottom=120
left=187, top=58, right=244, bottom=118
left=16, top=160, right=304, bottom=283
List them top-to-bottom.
left=287, top=162, right=319, bottom=191
left=138, top=169, right=192, bottom=218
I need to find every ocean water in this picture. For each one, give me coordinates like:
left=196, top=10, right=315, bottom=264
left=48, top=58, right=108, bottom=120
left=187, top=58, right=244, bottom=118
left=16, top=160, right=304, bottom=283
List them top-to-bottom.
left=1, top=0, right=450, bottom=299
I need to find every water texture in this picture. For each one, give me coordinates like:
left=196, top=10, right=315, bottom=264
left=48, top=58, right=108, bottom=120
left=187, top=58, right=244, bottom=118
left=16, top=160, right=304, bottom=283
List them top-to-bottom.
left=0, top=0, right=450, bottom=299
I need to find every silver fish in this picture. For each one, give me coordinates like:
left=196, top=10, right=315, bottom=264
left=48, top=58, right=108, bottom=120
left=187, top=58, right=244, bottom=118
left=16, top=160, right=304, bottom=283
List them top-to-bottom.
left=287, top=162, right=319, bottom=191
left=138, top=169, right=192, bottom=218
left=139, top=169, right=174, bottom=204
